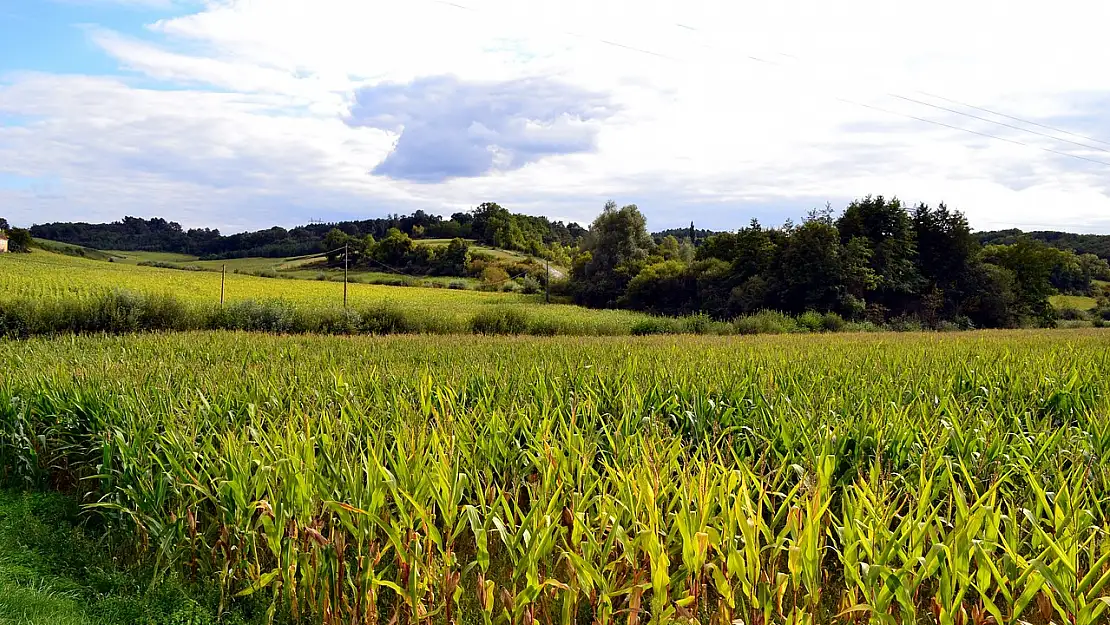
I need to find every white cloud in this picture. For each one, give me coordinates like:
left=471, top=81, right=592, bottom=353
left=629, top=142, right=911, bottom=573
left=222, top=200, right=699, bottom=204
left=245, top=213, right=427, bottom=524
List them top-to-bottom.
left=4, top=0, right=1110, bottom=232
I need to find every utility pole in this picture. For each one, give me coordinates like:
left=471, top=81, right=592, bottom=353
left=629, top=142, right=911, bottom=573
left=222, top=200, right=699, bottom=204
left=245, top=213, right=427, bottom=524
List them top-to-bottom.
left=343, top=243, right=349, bottom=308
left=545, top=259, right=550, bottom=304
left=220, top=264, right=225, bottom=305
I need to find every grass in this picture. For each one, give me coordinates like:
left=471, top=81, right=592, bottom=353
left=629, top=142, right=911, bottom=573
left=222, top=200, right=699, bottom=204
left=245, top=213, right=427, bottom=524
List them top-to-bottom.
left=0, top=249, right=651, bottom=334
left=1050, top=293, right=1099, bottom=310
left=2, top=329, right=1110, bottom=623
left=0, top=489, right=268, bottom=624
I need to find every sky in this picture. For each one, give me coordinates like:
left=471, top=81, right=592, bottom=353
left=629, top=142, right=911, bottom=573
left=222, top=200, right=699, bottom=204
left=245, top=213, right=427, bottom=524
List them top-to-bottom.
left=2, top=0, right=1110, bottom=234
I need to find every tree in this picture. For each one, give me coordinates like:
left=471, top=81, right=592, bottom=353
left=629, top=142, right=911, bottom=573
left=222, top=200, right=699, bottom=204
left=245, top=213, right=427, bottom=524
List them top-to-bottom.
left=836, top=195, right=921, bottom=316
left=571, top=201, right=655, bottom=307
left=912, top=202, right=979, bottom=319
left=0, top=217, right=9, bottom=231
left=772, top=220, right=874, bottom=317
left=6, top=228, right=33, bottom=253
left=323, top=228, right=350, bottom=263
left=374, top=228, right=415, bottom=266
left=657, top=235, right=682, bottom=261
left=436, top=238, right=471, bottom=276
left=982, top=238, right=1068, bottom=325
left=622, top=260, right=695, bottom=315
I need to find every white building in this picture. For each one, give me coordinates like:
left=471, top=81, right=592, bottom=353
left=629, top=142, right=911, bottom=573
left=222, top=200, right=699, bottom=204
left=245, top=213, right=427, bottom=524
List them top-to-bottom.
left=0, top=232, right=8, bottom=253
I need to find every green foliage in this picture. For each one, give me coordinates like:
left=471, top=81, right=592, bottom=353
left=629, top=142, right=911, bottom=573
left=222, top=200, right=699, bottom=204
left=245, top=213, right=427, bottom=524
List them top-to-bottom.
left=572, top=201, right=655, bottom=307
left=6, top=227, right=33, bottom=253
left=982, top=237, right=1068, bottom=325
left=470, top=306, right=529, bottom=334
left=733, top=309, right=800, bottom=334
left=6, top=331, right=1110, bottom=623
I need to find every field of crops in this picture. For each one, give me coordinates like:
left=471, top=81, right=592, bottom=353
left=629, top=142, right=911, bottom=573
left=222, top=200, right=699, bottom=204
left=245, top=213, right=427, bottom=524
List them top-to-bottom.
left=0, top=250, right=649, bottom=334
left=2, top=330, right=1109, bottom=624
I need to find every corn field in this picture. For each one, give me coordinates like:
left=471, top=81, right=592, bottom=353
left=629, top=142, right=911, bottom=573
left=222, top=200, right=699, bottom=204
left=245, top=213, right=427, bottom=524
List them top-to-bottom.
left=0, top=251, right=654, bottom=335
left=2, top=330, right=1110, bottom=624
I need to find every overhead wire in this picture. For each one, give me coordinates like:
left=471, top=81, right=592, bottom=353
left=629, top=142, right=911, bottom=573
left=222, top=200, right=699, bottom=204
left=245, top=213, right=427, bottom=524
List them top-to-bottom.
left=421, top=0, right=1109, bottom=170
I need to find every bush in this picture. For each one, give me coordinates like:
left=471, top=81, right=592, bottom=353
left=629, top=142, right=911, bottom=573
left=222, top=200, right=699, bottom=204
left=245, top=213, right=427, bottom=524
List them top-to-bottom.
left=481, top=266, right=509, bottom=286
left=315, top=272, right=328, bottom=281
left=519, top=275, right=542, bottom=295
left=448, top=281, right=468, bottom=290
left=211, top=300, right=300, bottom=333
left=358, top=304, right=413, bottom=334
left=1058, top=306, right=1089, bottom=321
left=470, top=307, right=529, bottom=335
left=733, top=310, right=799, bottom=335
left=797, top=310, right=823, bottom=333
left=821, top=312, right=846, bottom=332
left=682, top=313, right=714, bottom=335
left=887, top=315, right=924, bottom=332
left=631, top=317, right=681, bottom=335
left=528, top=319, right=560, bottom=336
left=1058, top=319, right=1091, bottom=330
left=843, top=321, right=881, bottom=333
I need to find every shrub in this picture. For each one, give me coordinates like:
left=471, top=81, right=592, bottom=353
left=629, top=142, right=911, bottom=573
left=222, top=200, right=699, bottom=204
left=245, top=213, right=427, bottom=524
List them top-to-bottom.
left=481, top=266, right=509, bottom=286
left=315, top=272, right=328, bottom=281
left=519, top=275, right=542, bottom=295
left=448, top=281, right=468, bottom=290
left=211, top=300, right=300, bottom=333
left=358, top=304, right=412, bottom=334
left=1058, top=306, right=1088, bottom=321
left=470, top=307, right=529, bottom=335
left=733, top=310, right=799, bottom=335
left=797, top=311, right=823, bottom=333
left=821, top=312, right=846, bottom=332
left=682, top=313, right=713, bottom=335
left=887, top=315, right=924, bottom=332
left=631, top=317, right=681, bottom=335
left=527, top=319, right=560, bottom=336
left=1058, top=319, right=1091, bottom=330
left=843, top=321, right=881, bottom=333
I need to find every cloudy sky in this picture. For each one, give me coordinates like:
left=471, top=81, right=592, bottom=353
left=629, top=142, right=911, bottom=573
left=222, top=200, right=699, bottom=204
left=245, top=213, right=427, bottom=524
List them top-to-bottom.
left=2, top=0, right=1110, bottom=233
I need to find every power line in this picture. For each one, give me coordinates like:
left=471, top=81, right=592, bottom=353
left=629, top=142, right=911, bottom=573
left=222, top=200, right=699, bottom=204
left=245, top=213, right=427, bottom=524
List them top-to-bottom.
left=426, top=0, right=1110, bottom=170
left=670, top=21, right=1110, bottom=153
left=916, top=91, right=1110, bottom=148
left=887, top=93, right=1110, bottom=155
left=837, top=98, right=1110, bottom=168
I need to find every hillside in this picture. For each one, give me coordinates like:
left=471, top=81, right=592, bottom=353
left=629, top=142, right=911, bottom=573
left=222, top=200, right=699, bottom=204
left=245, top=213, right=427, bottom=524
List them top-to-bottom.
left=28, top=204, right=585, bottom=261
left=978, top=228, right=1110, bottom=260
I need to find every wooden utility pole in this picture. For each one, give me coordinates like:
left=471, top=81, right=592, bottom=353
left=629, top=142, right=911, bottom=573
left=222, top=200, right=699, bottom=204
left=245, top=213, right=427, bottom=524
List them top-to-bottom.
left=343, top=243, right=349, bottom=308
left=545, top=259, right=550, bottom=304
left=220, top=264, right=226, bottom=305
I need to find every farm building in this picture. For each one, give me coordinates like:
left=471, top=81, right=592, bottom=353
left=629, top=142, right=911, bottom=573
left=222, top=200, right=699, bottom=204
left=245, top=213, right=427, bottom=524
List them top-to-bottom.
left=0, top=232, right=7, bottom=253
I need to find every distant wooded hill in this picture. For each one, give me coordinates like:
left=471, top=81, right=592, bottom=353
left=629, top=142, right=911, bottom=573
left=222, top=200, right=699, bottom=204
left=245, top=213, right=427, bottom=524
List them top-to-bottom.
left=29, top=204, right=586, bottom=261
left=978, top=229, right=1110, bottom=261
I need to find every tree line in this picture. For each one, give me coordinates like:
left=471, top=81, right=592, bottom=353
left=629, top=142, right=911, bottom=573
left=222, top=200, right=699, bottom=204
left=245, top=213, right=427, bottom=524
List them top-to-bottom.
left=11, top=195, right=1110, bottom=329
left=571, top=197, right=1110, bottom=328
left=27, top=204, right=586, bottom=262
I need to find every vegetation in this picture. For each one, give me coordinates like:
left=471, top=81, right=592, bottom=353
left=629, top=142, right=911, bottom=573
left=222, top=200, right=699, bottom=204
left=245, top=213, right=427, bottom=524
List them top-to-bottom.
left=571, top=197, right=1110, bottom=328
left=28, top=206, right=584, bottom=262
left=979, top=228, right=1110, bottom=261
left=0, top=250, right=679, bottom=337
left=2, top=330, right=1110, bottom=624
left=0, top=489, right=268, bottom=624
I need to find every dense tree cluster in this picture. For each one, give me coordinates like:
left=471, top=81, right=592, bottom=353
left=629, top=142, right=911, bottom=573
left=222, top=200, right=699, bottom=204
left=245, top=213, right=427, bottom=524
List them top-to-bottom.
left=571, top=197, right=1110, bottom=328
left=29, top=208, right=586, bottom=261
left=979, top=229, right=1110, bottom=261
